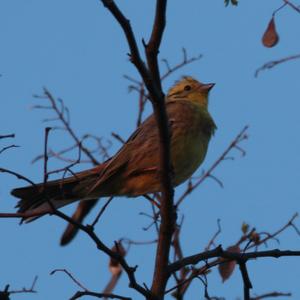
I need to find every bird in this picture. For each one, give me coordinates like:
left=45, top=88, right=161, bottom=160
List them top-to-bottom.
left=11, top=76, right=216, bottom=233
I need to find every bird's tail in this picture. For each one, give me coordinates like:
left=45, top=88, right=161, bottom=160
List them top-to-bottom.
left=11, top=166, right=103, bottom=222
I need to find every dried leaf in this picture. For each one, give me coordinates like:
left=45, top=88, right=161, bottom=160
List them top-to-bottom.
left=262, top=16, right=279, bottom=48
left=241, top=222, right=249, bottom=234
left=250, top=231, right=260, bottom=245
left=109, top=241, right=126, bottom=276
left=218, top=245, right=240, bottom=282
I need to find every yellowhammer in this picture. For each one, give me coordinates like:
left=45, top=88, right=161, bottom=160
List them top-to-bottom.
left=11, top=76, right=216, bottom=221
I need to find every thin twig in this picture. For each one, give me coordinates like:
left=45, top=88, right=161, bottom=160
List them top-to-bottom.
left=145, top=0, right=167, bottom=90
left=283, top=0, right=300, bottom=13
left=272, top=2, right=288, bottom=16
left=161, top=49, right=202, bottom=81
left=255, top=53, right=300, bottom=77
left=42, top=88, right=99, bottom=165
left=43, top=127, right=52, bottom=185
left=111, top=132, right=126, bottom=144
left=0, top=134, right=15, bottom=139
left=32, top=135, right=111, bottom=164
left=46, top=142, right=82, bottom=177
left=0, top=144, right=19, bottom=155
left=0, top=168, right=36, bottom=186
left=90, top=196, right=114, bottom=228
left=51, top=208, right=154, bottom=299
left=252, top=213, right=299, bottom=247
left=205, top=219, right=222, bottom=251
left=121, top=238, right=157, bottom=247
left=168, top=246, right=300, bottom=274
left=50, top=269, right=88, bottom=291
left=8, top=276, right=38, bottom=295
left=70, top=291, right=131, bottom=300
left=250, top=291, right=292, bottom=300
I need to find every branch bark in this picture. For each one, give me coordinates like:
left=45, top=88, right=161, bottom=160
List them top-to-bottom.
left=99, top=1, right=174, bottom=298
left=168, top=245, right=300, bottom=274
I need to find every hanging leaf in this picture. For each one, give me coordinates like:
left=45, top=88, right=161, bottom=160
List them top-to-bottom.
left=262, top=16, right=279, bottom=48
left=241, top=222, right=249, bottom=234
left=109, top=241, right=126, bottom=276
left=218, top=245, right=240, bottom=282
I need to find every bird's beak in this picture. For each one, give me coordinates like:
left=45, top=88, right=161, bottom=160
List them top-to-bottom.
left=201, top=83, right=215, bottom=92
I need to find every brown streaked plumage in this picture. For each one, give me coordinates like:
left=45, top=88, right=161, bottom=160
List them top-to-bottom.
left=11, top=76, right=216, bottom=228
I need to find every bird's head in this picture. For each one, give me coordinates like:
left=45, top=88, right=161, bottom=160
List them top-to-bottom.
left=167, top=76, right=215, bottom=109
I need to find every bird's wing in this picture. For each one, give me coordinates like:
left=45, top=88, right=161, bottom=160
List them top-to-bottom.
left=95, top=100, right=187, bottom=186
left=94, top=113, right=159, bottom=186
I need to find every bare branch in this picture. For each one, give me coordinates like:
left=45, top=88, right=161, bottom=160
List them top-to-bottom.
left=145, top=0, right=167, bottom=89
left=283, top=0, right=300, bottom=13
left=99, top=1, right=175, bottom=298
left=161, top=49, right=202, bottom=81
left=255, top=53, right=300, bottom=77
left=41, top=88, right=99, bottom=165
left=43, top=127, right=51, bottom=185
left=111, top=132, right=126, bottom=144
left=0, top=134, right=15, bottom=139
left=32, top=135, right=111, bottom=164
left=46, top=142, right=82, bottom=178
left=0, top=144, right=19, bottom=155
left=0, top=168, right=36, bottom=186
left=90, top=196, right=114, bottom=228
left=0, top=207, right=152, bottom=298
left=51, top=208, right=154, bottom=299
left=252, top=213, right=299, bottom=247
left=205, top=219, right=222, bottom=251
left=121, top=238, right=157, bottom=247
left=168, top=246, right=300, bottom=274
left=239, top=262, right=252, bottom=300
left=50, top=269, right=88, bottom=292
left=4, top=276, right=38, bottom=295
left=70, top=291, right=131, bottom=300
left=250, top=291, right=292, bottom=300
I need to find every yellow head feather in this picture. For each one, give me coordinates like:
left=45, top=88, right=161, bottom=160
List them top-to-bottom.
left=167, top=76, right=215, bottom=108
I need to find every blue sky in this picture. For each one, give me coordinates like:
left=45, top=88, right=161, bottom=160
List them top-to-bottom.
left=1, top=1, right=300, bottom=299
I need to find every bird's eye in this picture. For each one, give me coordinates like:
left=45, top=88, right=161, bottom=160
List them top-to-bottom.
left=184, top=85, right=191, bottom=91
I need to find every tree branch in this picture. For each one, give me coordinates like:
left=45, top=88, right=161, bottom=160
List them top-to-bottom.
left=145, top=0, right=167, bottom=89
left=283, top=0, right=300, bottom=13
left=99, top=1, right=174, bottom=298
left=255, top=53, right=300, bottom=77
left=42, top=88, right=100, bottom=165
left=0, top=134, right=15, bottom=140
left=51, top=209, right=154, bottom=299
left=168, top=245, right=300, bottom=274
left=239, top=261, right=252, bottom=300
left=70, top=291, right=131, bottom=300
left=250, top=291, right=292, bottom=300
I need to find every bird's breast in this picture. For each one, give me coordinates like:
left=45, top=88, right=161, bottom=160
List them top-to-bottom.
left=170, top=113, right=212, bottom=186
